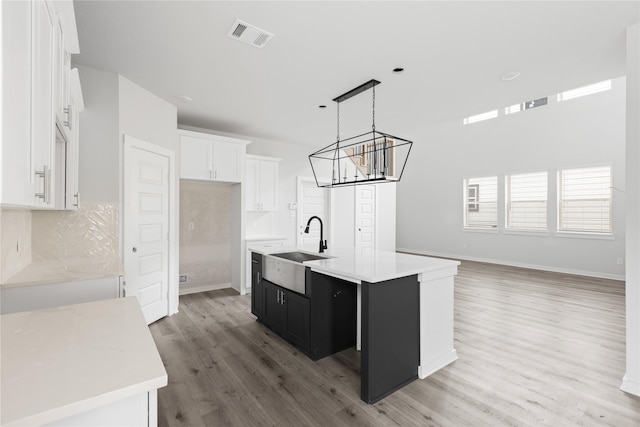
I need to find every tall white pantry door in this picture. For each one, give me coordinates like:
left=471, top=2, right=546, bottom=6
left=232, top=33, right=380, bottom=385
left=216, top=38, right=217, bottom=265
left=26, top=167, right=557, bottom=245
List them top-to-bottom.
left=123, top=135, right=172, bottom=324
left=355, top=185, right=376, bottom=256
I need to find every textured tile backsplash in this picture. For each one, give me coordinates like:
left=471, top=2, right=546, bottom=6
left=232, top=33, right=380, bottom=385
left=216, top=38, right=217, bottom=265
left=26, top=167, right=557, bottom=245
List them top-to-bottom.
left=180, top=181, right=232, bottom=292
left=31, top=202, right=119, bottom=262
left=0, top=209, right=32, bottom=282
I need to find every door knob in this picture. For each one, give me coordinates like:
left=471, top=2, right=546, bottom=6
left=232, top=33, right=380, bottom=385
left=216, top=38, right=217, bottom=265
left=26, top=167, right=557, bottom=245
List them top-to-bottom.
left=132, top=247, right=137, bottom=253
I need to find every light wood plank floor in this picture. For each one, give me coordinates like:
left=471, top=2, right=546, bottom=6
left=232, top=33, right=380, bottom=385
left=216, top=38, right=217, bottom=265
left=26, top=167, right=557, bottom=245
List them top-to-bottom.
left=150, top=261, right=640, bottom=426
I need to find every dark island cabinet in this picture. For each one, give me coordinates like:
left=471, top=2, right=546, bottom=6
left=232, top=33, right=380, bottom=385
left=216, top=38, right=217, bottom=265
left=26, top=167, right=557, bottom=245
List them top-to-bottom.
left=250, top=252, right=356, bottom=361
left=307, top=271, right=357, bottom=360
left=262, top=280, right=310, bottom=350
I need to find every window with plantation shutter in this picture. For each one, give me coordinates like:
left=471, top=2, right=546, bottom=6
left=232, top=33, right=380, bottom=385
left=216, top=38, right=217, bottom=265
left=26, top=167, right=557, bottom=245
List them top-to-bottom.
left=558, top=166, right=612, bottom=234
left=506, top=171, right=548, bottom=231
left=464, top=176, right=498, bottom=229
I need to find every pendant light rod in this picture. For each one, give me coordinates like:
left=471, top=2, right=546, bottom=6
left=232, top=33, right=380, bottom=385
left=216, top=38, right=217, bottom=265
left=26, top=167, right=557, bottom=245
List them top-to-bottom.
left=332, top=79, right=381, bottom=103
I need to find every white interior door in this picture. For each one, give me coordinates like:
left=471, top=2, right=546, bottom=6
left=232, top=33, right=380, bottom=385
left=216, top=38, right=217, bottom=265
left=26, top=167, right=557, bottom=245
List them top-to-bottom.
left=124, top=136, right=172, bottom=324
left=297, top=177, right=329, bottom=248
left=355, top=185, right=376, bottom=256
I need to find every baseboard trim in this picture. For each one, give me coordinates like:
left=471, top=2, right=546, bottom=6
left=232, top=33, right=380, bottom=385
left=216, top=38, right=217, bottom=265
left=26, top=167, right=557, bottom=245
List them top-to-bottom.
left=397, top=248, right=625, bottom=282
left=179, top=282, right=231, bottom=296
left=418, top=349, right=458, bottom=379
left=621, top=375, right=640, bottom=396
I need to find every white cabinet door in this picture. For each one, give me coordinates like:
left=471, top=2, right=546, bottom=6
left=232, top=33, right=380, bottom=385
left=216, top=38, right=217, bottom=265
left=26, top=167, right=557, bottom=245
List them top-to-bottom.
left=0, top=0, right=35, bottom=207
left=31, top=0, right=56, bottom=208
left=65, top=68, right=83, bottom=210
left=180, top=135, right=212, bottom=180
left=212, top=140, right=241, bottom=182
left=245, top=156, right=279, bottom=211
left=245, top=158, right=259, bottom=210
left=258, top=159, right=278, bottom=211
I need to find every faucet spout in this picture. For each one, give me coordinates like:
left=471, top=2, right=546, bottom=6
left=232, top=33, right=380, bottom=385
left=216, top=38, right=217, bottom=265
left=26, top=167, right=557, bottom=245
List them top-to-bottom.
left=304, top=216, right=328, bottom=253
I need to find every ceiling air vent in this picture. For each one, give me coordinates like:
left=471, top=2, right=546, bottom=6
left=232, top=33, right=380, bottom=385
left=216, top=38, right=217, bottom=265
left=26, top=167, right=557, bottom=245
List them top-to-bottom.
left=227, top=19, right=274, bottom=48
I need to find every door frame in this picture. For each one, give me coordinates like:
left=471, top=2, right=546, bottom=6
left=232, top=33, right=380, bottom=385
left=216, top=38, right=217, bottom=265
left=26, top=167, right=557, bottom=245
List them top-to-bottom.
left=122, top=135, right=177, bottom=321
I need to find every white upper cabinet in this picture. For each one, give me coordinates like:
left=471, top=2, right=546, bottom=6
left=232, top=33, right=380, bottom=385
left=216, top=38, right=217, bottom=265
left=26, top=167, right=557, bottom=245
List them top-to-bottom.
left=1, top=0, right=81, bottom=209
left=1, top=0, right=35, bottom=207
left=30, top=0, right=56, bottom=208
left=65, top=68, right=84, bottom=210
left=179, top=130, right=249, bottom=183
left=179, top=136, right=211, bottom=180
left=213, top=140, right=242, bottom=182
left=245, top=155, right=280, bottom=211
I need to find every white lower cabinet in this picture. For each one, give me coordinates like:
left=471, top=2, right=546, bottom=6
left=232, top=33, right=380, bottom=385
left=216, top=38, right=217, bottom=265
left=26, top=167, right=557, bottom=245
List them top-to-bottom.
left=0, top=276, right=122, bottom=315
left=44, top=391, right=156, bottom=427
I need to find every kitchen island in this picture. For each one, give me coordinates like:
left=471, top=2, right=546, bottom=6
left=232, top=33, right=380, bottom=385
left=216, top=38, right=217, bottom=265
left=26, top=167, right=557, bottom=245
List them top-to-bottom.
left=251, top=247, right=460, bottom=404
left=0, top=297, right=167, bottom=427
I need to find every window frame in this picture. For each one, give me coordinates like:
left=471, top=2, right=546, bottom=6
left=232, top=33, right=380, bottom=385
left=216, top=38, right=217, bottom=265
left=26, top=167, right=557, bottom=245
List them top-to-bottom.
left=557, top=165, right=613, bottom=235
left=505, top=171, right=548, bottom=232
left=463, top=176, right=498, bottom=230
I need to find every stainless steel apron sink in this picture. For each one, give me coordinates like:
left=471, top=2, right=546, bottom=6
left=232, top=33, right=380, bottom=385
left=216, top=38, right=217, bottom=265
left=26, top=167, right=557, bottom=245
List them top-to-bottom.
left=262, top=251, right=330, bottom=294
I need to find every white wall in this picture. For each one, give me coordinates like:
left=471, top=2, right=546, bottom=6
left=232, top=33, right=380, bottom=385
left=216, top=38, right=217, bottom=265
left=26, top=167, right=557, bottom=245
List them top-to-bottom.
left=622, top=22, right=640, bottom=397
left=77, top=65, right=119, bottom=203
left=118, top=76, right=178, bottom=152
left=397, top=76, right=626, bottom=280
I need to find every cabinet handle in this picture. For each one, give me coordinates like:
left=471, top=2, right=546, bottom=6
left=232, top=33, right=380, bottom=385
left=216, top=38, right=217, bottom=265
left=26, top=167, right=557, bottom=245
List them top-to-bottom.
left=63, top=105, right=72, bottom=130
left=34, top=166, right=51, bottom=204
left=209, top=169, right=212, bottom=179
left=214, top=170, right=217, bottom=180
left=73, top=193, right=79, bottom=207
left=257, top=271, right=261, bottom=283
left=276, top=289, right=281, bottom=304
left=281, top=291, right=285, bottom=305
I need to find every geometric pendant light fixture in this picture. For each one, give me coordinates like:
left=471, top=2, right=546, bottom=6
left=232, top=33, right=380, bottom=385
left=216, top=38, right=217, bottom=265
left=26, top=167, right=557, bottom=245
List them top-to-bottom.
left=309, top=79, right=413, bottom=188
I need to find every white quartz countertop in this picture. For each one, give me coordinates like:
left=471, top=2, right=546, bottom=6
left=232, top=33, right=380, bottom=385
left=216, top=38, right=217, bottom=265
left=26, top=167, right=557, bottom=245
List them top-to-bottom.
left=251, top=246, right=460, bottom=283
left=0, top=257, right=124, bottom=288
left=0, top=297, right=168, bottom=427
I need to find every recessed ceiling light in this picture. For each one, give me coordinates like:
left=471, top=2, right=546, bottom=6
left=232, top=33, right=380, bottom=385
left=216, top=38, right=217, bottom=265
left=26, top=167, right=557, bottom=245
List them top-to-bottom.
left=393, top=67, right=404, bottom=73
left=502, top=71, right=520, bottom=81
left=177, top=95, right=192, bottom=103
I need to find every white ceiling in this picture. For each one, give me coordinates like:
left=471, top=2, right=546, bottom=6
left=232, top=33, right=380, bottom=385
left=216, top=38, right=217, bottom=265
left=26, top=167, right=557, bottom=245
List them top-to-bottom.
left=73, top=1, right=639, bottom=147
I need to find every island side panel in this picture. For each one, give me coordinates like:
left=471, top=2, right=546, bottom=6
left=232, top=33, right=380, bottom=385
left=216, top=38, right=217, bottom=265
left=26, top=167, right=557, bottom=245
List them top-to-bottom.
left=418, top=267, right=459, bottom=379
left=361, top=275, right=419, bottom=404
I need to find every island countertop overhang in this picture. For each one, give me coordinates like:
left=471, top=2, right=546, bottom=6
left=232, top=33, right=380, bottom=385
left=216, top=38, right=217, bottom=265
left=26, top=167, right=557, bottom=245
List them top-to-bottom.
left=251, top=246, right=460, bottom=284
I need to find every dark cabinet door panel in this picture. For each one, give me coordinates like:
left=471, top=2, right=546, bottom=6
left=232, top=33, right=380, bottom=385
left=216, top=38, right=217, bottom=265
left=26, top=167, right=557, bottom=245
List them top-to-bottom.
left=263, top=280, right=286, bottom=331
left=283, top=290, right=310, bottom=350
